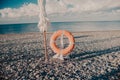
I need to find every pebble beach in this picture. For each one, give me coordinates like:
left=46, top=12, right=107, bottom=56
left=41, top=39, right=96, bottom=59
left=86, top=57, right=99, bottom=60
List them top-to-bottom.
left=0, top=30, right=120, bottom=80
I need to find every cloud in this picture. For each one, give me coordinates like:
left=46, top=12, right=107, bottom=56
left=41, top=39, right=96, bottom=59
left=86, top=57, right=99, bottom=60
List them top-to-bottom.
left=0, top=0, right=120, bottom=23
left=0, top=3, right=39, bottom=18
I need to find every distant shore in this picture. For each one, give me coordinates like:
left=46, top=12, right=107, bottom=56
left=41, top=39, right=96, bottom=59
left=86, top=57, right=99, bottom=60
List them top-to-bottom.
left=0, top=30, right=120, bottom=80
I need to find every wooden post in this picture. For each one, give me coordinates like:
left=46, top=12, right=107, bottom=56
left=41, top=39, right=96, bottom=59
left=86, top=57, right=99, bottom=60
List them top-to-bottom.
left=43, top=31, right=48, bottom=62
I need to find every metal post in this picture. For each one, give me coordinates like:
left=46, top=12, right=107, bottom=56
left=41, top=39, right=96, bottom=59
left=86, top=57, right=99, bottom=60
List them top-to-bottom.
left=43, top=31, right=48, bottom=62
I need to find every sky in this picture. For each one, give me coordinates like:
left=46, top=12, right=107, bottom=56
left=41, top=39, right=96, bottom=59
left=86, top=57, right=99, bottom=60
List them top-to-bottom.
left=0, top=0, right=120, bottom=24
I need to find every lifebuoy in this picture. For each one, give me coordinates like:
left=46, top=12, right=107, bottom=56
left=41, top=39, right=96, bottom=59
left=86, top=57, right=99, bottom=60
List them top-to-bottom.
left=50, top=30, right=75, bottom=55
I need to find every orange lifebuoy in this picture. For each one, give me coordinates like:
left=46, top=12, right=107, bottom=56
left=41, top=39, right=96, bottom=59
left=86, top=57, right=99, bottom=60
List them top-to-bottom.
left=50, top=30, right=75, bottom=55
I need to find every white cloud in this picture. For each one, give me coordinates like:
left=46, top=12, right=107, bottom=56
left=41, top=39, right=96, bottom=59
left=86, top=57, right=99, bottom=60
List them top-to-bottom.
left=0, top=0, right=120, bottom=24
left=0, top=3, right=39, bottom=18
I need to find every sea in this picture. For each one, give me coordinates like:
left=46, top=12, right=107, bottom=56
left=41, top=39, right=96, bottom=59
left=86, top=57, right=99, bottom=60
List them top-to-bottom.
left=0, top=21, right=120, bottom=34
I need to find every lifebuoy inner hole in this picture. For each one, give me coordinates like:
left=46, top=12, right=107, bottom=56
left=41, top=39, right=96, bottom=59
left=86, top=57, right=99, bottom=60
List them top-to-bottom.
left=55, top=35, right=69, bottom=49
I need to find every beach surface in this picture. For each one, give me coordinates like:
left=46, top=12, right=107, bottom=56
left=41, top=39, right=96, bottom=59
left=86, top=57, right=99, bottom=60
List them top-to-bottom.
left=0, top=30, right=120, bottom=80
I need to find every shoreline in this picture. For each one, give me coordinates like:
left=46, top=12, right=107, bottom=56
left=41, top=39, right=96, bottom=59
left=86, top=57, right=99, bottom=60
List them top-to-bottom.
left=0, top=29, right=120, bottom=34
left=0, top=30, right=120, bottom=79
left=0, top=30, right=120, bottom=35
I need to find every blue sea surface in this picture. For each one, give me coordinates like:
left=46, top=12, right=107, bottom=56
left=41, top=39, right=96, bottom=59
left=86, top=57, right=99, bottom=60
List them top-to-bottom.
left=0, top=21, right=120, bottom=34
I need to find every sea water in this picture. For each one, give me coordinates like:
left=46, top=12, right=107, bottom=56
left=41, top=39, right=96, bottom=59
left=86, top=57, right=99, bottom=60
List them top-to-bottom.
left=0, top=21, right=120, bottom=34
